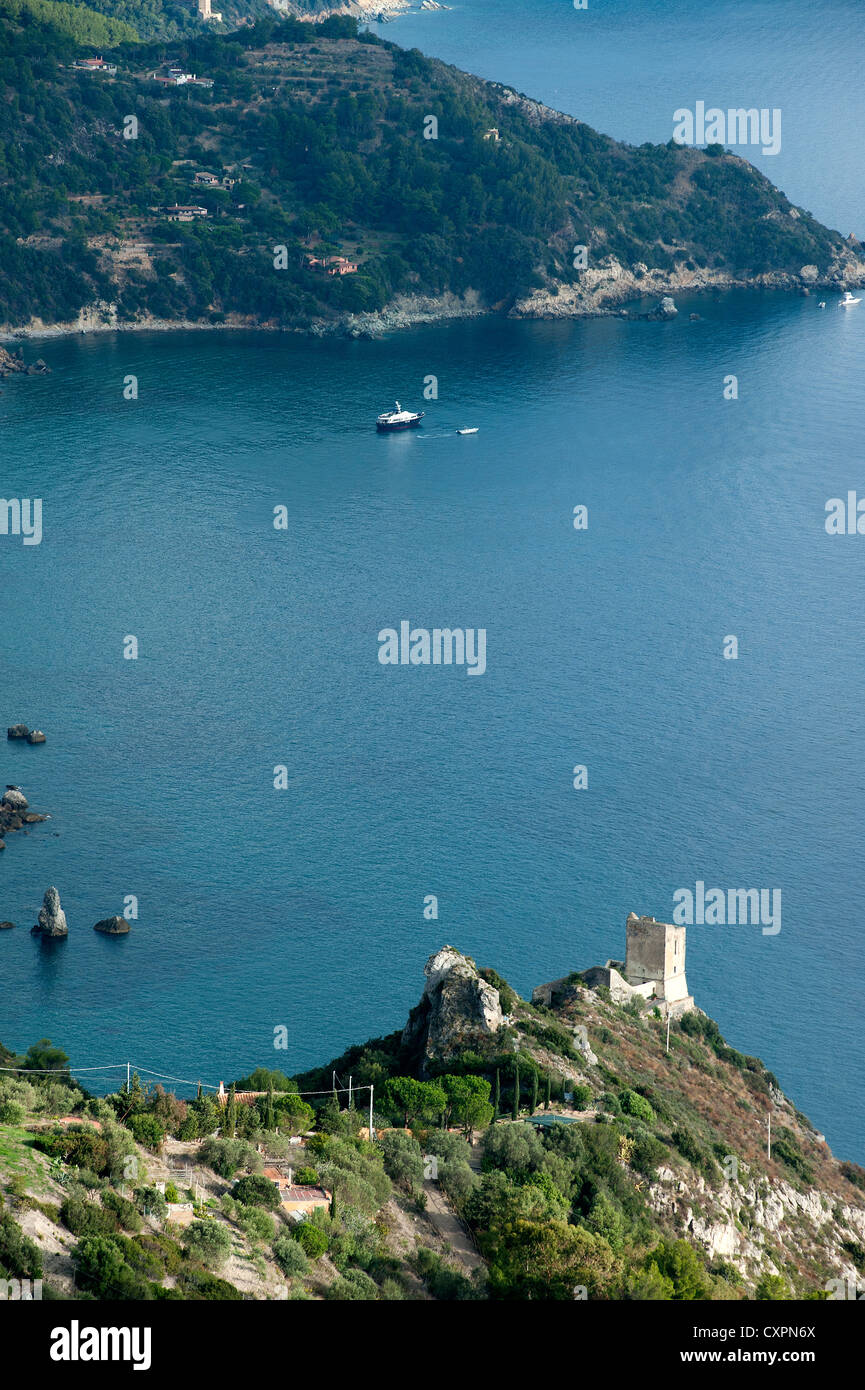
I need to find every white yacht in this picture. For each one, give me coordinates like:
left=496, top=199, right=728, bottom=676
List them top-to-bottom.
left=840, top=291, right=861, bottom=307
left=376, top=401, right=424, bottom=432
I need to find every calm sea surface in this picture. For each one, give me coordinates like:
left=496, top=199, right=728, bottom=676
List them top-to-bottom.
left=1, top=2, right=864, bottom=1160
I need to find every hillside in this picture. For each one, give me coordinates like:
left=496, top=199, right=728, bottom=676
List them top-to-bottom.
left=1, top=8, right=862, bottom=337
left=2, top=945, right=863, bottom=1302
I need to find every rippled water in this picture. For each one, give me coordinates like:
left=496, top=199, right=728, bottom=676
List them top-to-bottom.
left=1, top=1, right=864, bottom=1160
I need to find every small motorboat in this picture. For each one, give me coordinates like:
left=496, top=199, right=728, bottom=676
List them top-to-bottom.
left=840, top=291, right=861, bottom=307
left=818, top=301, right=826, bottom=308
left=376, top=401, right=424, bottom=432
left=456, top=427, right=479, bottom=435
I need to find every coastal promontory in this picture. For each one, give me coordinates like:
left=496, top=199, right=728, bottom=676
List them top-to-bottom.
left=1, top=8, right=861, bottom=342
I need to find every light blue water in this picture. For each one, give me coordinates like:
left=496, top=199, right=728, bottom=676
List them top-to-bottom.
left=2, top=3, right=864, bottom=1161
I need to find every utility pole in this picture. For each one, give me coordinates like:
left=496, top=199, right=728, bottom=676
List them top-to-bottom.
left=665, top=1011, right=671, bottom=1055
left=127, top=1061, right=131, bottom=1093
left=348, top=1074, right=353, bottom=1110
left=369, top=1084, right=374, bottom=1141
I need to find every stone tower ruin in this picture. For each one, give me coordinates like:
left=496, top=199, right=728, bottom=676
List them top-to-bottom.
left=624, top=912, right=691, bottom=1005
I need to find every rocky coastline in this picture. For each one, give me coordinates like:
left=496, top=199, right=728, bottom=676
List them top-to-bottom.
left=2, top=247, right=864, bottom=350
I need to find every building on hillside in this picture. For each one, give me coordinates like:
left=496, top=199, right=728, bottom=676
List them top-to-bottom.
left=198, top=0, right=223, bottom=19
left=72, top=57, right=117, bottom=75
left=151, top=69, right=214, bottom=88
left=483, top=127, right=500, bottom=141
left=193, top=171, right=237, bottom=189
left=164, top=205, right=209, bottom=221
left=306, top=255, right=359, bottom=276
left=534, top=912, right=695, bottom=1018
left=216, top=1080, right=265, bottom=1106
left=261, top=1166, right=331, bottom=1217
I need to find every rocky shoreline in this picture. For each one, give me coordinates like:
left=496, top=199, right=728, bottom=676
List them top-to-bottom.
left=2, top=249, right=863, bottom=348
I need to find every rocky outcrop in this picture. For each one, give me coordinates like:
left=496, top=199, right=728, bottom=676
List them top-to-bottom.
left=269, top=0, right=409, bottom=20
left=510, top=246, right=865, bottom=322
left=335, top=289, right=485, bottom=340
left=0, top=345, right=50, bottom=378
left=6, top=724, right=46, bottom=743
left=0, top=785, right=48, bottom=843
left=31, top=886, right=68, bottom=938
left=93, top=916, right=130, bottom=935
left=0, top=921, right=14, bottom=929
left=402, top=945, right=504, bottom=1071
left=648, top=1163, right=864, bottom=1285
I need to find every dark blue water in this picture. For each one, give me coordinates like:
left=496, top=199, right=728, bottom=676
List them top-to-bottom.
left=2, top=1, right=864, bottom=1161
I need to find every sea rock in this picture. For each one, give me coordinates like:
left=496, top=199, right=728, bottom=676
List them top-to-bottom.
left=799, top=264, right=819, bottom=283
left=656, top=295, right=678, bottom=318
left=7, top=724, right=29, bottom=739
left=27, top=730, right=46, bottom=744
left=1, top=788, right=28, bottom=811
left=32, top=886, right=68, bottom=938
left=93, top=916, right=130, bottom=935
left=0, top=921, right=14, bottom=929
left=403, top=945, right=504, bottom=1071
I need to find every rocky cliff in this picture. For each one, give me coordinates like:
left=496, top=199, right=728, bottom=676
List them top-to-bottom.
left=401, top=946, right=504, bottom=1072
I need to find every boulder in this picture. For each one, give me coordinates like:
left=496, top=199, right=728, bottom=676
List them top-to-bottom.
left=657, top=295, right=678, bottom=318
left=7, top=724, right=29, bottom=739
left=27, top=730, right=46, bottom=744
left=1, top=788, right=28, bottom=812
left=32, top=886, right=68, bottom=938
left=93, top=916, right=130, bottom=935
left=0, top=921, right=14, bottom=929
left=403, top=945, right=504, bottom=1071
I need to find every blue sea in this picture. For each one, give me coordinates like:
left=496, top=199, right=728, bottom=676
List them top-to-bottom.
left=1, top=1, right=864, bottom=1161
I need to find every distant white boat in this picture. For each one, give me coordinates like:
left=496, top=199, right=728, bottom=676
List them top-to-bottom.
left=840, top=291, right=861, bottom=307
left=376, top=401, right=424, bottom=431
left=456, top=427, right=479, bottom=435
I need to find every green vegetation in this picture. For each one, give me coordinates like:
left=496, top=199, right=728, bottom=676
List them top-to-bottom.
left=0, top=0, right=137, bottom=46
left=0, top=8, right=853, bottom=331
left=2, top=967, right=862, bottom=1303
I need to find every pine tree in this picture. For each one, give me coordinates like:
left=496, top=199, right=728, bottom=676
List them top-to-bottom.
left=512, top=1061, right=520, bottom=1120
left=494, top=1068, right=500, bottom=1121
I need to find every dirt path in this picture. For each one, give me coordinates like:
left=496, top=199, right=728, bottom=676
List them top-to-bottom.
left=422, top=1179, right=484, bottom=1273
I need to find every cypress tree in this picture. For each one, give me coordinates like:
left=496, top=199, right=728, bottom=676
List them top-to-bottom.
left=512, top=1061, right=520, bottom=1120
left=494, top=1068, right=500, bottom=1121
left=531, top=1070, right=538, bottom=1116
left=545, top=1074, right=551, bottom=1110
left=227, top=1082, right=237, bottom=1139
left=265, top=1086, right=275, bottom=1132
